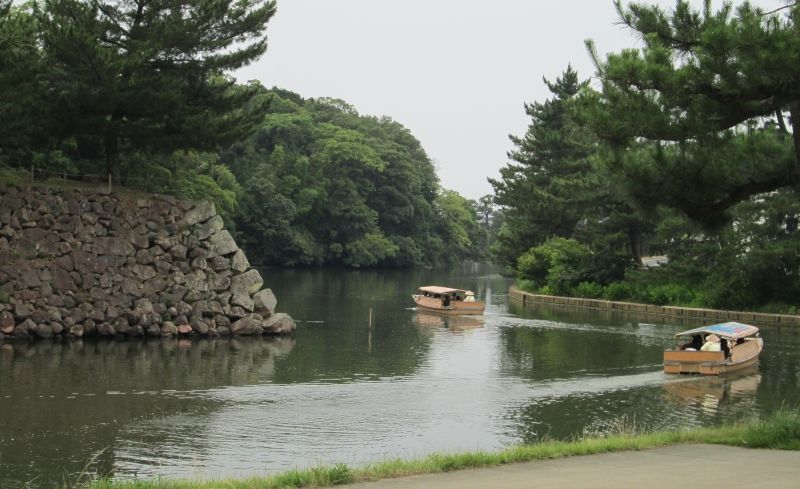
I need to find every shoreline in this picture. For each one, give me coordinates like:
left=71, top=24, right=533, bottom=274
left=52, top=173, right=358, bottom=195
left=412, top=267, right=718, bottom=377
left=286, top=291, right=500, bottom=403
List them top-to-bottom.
left=508, top=286, right=800, bottom=327
left=78, top=410, right=800, bottom=488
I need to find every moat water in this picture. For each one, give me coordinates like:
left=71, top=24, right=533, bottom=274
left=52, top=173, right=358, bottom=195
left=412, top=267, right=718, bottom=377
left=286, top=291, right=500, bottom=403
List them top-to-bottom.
left=1, top=264, right=799, bottom=487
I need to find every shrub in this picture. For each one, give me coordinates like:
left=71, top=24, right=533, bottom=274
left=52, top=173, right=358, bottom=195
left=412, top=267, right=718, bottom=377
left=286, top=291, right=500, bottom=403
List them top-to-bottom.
left=0, top=166, right=27, bottom=187
left=516, top=238, right=592, bottom=296
left=516, top=247, right=550, bottom=287
left=516, top=278, right=537, bottom=293
left=574, top=281, right=604, bottom=299
left=603, top=282, right=633, bottom=301
left=645, top=284, right=694, bottom=306
left=758, top=302, right=799, bottom=315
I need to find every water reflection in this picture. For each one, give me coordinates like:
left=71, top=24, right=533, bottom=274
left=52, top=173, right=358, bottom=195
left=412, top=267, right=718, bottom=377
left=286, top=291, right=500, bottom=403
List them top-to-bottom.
left=412, top=311, right=485, bottom=331
left=0, top=337, right=293, bottom=487
left=663, top=370, right=762, bottom=414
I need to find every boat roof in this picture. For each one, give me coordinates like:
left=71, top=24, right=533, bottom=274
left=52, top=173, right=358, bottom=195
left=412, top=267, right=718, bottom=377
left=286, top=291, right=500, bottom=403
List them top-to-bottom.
left=418, top=285, right=465, bottom=294
left=674, top=322, right=759, bottom=339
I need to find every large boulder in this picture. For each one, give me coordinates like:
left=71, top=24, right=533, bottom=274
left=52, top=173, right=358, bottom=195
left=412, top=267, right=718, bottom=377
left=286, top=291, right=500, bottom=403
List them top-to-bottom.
left=183, top=201, right=216, bottom=226
left=194, top=215, right=224, bottom=241
left=205, top=230, right=238, bottom=258
left=93, top=237, right=135, bottom=257
left=230, top=250, right=250, bottom=273
left=53, top=267, right=76, bottom=291
left=230, top=269, right=263, bottom=296
left=184, top=270, right=208, bottom=292
left=253, top=289, right=277, bottom=316
left=231, top=292, right=254, bottom=312
left=14, top=302, right=33, bottom=320
left=0, top=311, right=15, bottom=334
left=261, top=313, right=296, bottom=335
left=231, top=315, right=263, bottom=335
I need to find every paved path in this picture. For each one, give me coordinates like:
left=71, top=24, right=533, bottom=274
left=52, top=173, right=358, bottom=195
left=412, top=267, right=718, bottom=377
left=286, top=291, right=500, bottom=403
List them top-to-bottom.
left=344, top=444, right=800, bottom=489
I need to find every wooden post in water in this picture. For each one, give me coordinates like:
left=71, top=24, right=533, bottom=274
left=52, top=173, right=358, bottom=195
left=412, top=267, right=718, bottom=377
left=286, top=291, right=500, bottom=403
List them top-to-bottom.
left=107, top=174, right=112, bottom=193
left=368, top=307, right=373, bottom=352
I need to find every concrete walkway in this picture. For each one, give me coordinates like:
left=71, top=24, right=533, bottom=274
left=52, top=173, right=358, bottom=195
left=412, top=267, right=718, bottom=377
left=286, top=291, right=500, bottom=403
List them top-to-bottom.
left=344, top=444, right=800, bottom=489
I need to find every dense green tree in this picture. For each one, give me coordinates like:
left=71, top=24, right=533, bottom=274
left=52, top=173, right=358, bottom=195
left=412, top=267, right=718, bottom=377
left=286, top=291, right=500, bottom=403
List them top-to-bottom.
left=37, top=0, right=277, bottom=182
left=582, top=0, right=800, bottom=226
left=0, top=2, right=50, bottom=164
left=223, top=89, right=477, bottom=268
left=434, top=189, right=481, bottom=260
left=471, top=194, right=499, bottom=260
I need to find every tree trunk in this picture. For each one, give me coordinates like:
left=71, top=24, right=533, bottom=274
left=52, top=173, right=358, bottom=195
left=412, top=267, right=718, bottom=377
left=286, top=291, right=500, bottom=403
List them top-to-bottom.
left=790, top=103, right=800, bottom=181
left=104, top=112, right=122, bottom=184
left=628, top=222, right=643, bottom=267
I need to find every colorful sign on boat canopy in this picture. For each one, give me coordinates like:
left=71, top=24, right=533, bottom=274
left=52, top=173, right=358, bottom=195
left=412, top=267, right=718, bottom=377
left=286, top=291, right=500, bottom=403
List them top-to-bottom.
left=674, top=322, right=759, bottom=339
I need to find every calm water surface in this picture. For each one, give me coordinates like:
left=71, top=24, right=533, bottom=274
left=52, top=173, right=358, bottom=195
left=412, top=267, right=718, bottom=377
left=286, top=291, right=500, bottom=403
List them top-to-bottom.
left=1, top=264, right=799, bottom=487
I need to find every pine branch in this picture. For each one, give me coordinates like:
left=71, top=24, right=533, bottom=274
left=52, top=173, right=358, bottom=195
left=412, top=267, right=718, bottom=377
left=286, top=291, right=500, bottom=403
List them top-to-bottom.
left=761, top=2, right=799, bottom=16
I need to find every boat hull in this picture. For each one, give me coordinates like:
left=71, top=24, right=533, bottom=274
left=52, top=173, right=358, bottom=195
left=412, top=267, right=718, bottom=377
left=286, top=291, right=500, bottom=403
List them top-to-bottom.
left=412, top=295, right=485, bottom=315
left=663, top=338, right=763, bottom=375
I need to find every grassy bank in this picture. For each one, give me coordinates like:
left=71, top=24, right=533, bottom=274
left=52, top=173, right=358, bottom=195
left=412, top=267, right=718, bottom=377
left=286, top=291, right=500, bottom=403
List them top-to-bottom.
left=80, top=410, right=800, bottom=489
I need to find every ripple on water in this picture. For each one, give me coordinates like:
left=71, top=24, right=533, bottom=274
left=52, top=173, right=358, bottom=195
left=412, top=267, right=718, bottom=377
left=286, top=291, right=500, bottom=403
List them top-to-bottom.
left=4, top=266, right=799, bottom=488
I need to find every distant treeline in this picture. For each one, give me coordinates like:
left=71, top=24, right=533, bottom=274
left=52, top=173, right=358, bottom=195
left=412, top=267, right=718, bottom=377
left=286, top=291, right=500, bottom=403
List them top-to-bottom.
left=0, top=1, right=495, bottom=268
left=491, top=1, right=800, bottom=313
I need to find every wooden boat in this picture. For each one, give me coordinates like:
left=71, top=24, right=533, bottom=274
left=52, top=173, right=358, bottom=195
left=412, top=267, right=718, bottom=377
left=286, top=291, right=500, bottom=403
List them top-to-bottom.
left=411, top=286, right=485, bottom=315
left=663, top=322, right=763, bottom=375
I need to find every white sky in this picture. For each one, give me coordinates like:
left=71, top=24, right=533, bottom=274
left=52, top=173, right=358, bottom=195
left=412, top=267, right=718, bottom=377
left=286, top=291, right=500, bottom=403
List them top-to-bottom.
left=235, top=0, right=778, bottom=200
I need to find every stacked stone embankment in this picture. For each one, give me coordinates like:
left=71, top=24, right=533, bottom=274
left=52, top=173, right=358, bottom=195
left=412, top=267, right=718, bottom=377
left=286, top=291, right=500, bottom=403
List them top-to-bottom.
left=0, top=184, right=295, bottom=341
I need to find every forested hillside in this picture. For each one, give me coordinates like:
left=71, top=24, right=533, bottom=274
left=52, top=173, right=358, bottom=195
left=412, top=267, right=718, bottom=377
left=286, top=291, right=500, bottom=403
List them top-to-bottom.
left=222, top=89, right=484, bottom=267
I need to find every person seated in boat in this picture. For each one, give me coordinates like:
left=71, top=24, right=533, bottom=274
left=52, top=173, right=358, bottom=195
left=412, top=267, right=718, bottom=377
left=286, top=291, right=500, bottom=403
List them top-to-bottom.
left=464, top=291, right=476, bottom=303
left=442, top=294, right=451, bottom=307
left=700, top=333, right=721, bottom=352
left=681, top=334, right=703, bottom=351
left=720, top=338, right=730, bottom=358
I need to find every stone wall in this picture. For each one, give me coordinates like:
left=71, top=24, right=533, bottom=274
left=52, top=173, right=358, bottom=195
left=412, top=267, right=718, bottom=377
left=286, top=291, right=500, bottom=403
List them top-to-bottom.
left=0, top=184, right=295, bottom=341
left=508, top=286, right=800, bottom=327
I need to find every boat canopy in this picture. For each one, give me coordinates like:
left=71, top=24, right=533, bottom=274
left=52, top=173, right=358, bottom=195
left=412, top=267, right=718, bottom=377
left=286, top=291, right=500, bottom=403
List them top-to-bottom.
left=418, top=285, right=464, bottom=295
left=674, top=322, right=759, bottom=339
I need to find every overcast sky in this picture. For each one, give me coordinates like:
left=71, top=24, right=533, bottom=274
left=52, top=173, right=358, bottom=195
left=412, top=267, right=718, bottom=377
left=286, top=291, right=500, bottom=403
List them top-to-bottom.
left=235, top=0, right=777, bottom=200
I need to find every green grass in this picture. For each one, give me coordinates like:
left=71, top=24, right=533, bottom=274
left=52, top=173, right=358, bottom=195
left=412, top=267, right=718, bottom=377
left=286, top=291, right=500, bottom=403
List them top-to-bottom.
left=0, top=166, right=28, bottom=187
left=74, top=409, right=800, bottom=489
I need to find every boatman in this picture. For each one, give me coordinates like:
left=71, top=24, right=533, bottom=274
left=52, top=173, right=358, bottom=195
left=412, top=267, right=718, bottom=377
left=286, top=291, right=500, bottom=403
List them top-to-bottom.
left=464, top=291, right=476, bottom=302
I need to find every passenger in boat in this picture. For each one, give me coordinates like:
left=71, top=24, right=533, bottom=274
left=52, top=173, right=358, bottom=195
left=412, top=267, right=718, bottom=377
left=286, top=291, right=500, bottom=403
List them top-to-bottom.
left=464, top=291, right=476, bottom=303
left=442, top=294, right=451, bottom=307
left=701, top=333, right=721, bottom=352
left=681, top=334, right=703, bottom=351
left=720, top=338, right=730, bottom=358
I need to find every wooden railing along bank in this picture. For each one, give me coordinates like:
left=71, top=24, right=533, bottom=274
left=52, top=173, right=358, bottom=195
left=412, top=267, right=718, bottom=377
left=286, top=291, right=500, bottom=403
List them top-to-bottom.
left=508, top=286, right=800, bottom=327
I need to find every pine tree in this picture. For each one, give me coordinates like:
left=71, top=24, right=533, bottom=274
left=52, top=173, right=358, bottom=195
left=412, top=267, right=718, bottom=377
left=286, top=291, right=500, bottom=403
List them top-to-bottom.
left=38, top=0, right=277, bottom=182
left=582, top=0, right=800, bottom=226
left=0, top=2, right=50, bottom=162
left=490, top=67, right=590, bottom=266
